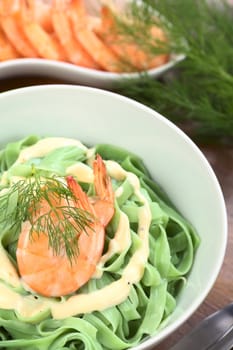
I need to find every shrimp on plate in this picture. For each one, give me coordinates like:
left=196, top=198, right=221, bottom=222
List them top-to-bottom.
left=0, top=0, right=38, bottom=58
left=19, top=0, right=66, bottom=61
left=51, top=0, right=100, bottom=69
left=68, top=0, right=123, bottom=72
left=98, top=5, right=169, bottom=71
left=0, top=27, right=20, bottom=61
left=16, top=155, right=115, bottom=297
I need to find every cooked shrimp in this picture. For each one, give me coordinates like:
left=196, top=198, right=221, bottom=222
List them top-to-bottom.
left=0, top=0, right=38, bottom=58
left=0, top=0, right=19, bottom=16
left=19, top=0, right=66, bottom=61
left=25, top=0, right=53, bottom=33
left=51, top=0, right=100, bottom=68
left=69, top=0, right=122, bottom=72
left=98, top=6, right=169, bottom=71
left=0, top=27, right=20, bottom=61
left=92, top=154, right=115, bottom=226
left=16, top=155, right=114, bottom=297
left=67, top=155, right=114, bottom=229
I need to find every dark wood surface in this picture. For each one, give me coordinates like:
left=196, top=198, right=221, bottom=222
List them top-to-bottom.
left=0, top=76, right=232, bottom=350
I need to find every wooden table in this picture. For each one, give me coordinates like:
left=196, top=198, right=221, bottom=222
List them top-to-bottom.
left=0, top=76, right=233, bottom=349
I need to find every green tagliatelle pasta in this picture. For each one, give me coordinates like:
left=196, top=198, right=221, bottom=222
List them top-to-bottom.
left=0, top=136, right=200, bottom=350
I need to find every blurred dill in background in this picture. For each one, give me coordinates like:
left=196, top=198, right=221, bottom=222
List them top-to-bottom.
left=114, top=0, right=233, bottom=144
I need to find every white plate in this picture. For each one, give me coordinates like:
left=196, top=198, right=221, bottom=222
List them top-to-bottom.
left=0, top=54, right=184, bottom=89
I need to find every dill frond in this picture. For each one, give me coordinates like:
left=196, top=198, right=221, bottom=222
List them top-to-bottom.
left=114, top=0, right=233, bottom=144
left=0, top=175, right=94, bottom=263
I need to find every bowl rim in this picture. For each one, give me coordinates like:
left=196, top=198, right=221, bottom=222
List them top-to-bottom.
left=0, top=54, right=184, bottom=80
left=0, top=84, right=228, bottom=349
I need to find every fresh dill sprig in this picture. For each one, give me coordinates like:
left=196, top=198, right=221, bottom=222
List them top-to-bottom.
left=114, top=0, right=233, bottom=144
left=0, top=175, right=94, bottom=262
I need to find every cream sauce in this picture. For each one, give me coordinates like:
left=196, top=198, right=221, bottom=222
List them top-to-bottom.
left=15, top=137, right=87, bottom=164
left=0, top=138, right=152, bottom=320
left=66, top=162, right=94, bottom=183
left=94, top=210, right=131, bottom=278
left=0, top=246, right=21, bottom=288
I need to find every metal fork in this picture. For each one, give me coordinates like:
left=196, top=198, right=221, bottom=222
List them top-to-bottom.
left=169, top=303, right=233, bottom=350
left=208, top=326, right=233, bottom=350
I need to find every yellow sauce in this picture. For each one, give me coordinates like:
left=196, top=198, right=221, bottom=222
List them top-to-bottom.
left=15, top=137, right=87, bottom=164
left=0, top=138, right=152, bottom=320
left=66, top=162, right=94, bottom=183
left=93, top=210, right=131, bottom=278
left=0, top=246, right=21, bottom=288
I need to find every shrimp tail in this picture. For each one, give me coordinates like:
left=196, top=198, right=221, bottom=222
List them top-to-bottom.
left=93, top=154, right=114, bottom=226
left=93, top=154, right=114, bottom=203
left=67, top=155, right=114, bottom=227
left=66, top=175, right=94, bottom=214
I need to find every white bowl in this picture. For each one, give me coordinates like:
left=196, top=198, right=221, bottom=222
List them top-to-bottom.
left=0, top=55, right=184, bottom=89
left=0, top=85, right=227, bottom=349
